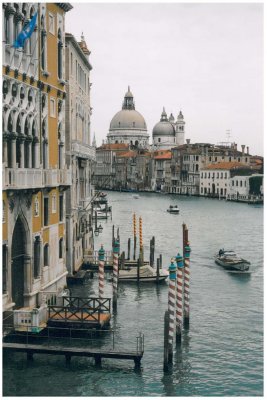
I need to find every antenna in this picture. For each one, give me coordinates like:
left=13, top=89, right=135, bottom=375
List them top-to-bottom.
left=226, top=129, right=231, bottom=142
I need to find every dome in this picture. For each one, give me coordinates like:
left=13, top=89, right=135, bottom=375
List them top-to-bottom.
left=152, top=107, right=175, bottom=137
left=110, top=109, right=147, bottom=131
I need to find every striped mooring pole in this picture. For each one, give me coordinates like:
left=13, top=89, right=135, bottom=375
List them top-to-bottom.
left=133, top=213, right=137, bottom=260
left=139, top=216, right=143, bottom=265
left=112, top=239, right=120, bottom=312
left=183, top=241, right=191, bottom=328
left=98, top=245, right=105, bottom=299
left=175, top=252, right=184, bottom=344
left=168, top=258, right=177, bottom=363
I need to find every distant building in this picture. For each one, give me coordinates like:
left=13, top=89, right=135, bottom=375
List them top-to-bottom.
left=107, top=87, right=149, bottom=149
left=152, top=109, right=185, bottom=150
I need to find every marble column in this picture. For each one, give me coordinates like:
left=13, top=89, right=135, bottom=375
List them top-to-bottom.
left=24, top=255, right=32, bottom=294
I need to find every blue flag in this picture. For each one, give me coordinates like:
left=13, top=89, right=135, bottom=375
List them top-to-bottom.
left=13, top=12, right=38, bottom=48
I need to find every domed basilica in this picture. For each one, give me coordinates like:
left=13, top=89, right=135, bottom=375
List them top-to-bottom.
left=106, top=87, right=185, bottom=150
left=107, top=87, right=149, bottom=148
left=152, top=108, right=185, bottom=150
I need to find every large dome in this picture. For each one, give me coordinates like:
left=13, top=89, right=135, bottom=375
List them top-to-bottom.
left=110, top=109, right=147, bottom=131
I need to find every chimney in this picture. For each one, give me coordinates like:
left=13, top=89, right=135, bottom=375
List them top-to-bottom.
left=186, top=139, right=190, bottom=145
left=241, top=145, right=245, bottom=155
left=247, top=146, right=249, bottom=155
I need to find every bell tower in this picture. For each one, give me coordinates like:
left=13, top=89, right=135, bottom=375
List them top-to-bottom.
left=175, top=110, right=185, bottom=146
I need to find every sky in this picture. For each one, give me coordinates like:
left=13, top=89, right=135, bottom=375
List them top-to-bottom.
left=65, top=1, right=264, bottom=156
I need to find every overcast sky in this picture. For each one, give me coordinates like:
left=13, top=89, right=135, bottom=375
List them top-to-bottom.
left=65, top=2, right=263, bottom=156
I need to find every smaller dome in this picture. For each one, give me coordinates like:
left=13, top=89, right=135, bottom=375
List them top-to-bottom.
left=152, top=107, right=176, bottom=137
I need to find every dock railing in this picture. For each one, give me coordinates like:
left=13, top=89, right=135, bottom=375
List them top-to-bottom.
left=84, top=250, right=113, bottom=266
left=3, top=325, right=144, bottom=355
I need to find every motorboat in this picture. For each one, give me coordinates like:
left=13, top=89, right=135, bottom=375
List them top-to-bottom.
left=133, top=194, right=140, bottom=199
left=167, top=205, right=179, bottom=214
left=215, top=249, right=250, bottom=272
left=118, top=265, right=168, bottom=282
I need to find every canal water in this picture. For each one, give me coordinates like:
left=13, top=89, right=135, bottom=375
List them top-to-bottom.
left=3, top=192, right=263, bottom=397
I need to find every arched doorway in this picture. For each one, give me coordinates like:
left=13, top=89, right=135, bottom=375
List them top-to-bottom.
left=11, top=217, right=26, bottom=309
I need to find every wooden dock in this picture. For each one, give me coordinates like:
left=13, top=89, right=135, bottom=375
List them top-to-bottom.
left=3, top=338, right=144, bottom=368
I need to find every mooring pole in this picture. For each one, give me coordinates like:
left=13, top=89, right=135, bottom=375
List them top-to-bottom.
left=133, top=213, right=137, bottom=260
left=139, top=216, right=143, bottom=265
left=182, top=223, right=186, bottom=259
left=112, top=225, right=115, bottom=247
left=151, top=236, right=155, bottom=267
left=127, top=238, right=131, bottom=260
left=112, top=239, right=120, bottom=312
left=183, top=239, right=191, bottom=328
left=98, top=245, right=105, bottom=299
left=121, top=251, right=125, bottom=269
left=175, top=253, right=184, bottom=344
left=137, top=257, right=140, bottom=282
left=156, top=258, right=160, bottom=283
left=168, top=258, right=177, bottom=363
left=163, top=310, right=170, bottom=372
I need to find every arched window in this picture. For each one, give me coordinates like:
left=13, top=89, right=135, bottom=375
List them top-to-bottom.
left=29, top=7, right=35, bottom=56
left=4, top=9, right=10, bottom=44
left=40, top=14, right=47, bottom=71
left=57, top=29, right=63, bottom=79
left=8, top=114, right=13, bottom=132
left=33, top=236, right=41, bottom=278
left=44, top=243, right=49, bottom=266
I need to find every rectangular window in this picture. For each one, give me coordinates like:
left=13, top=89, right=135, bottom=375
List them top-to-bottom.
left=48, top=13, right=55, bottom=34
left=50, top=97, right=56, bottom=118
left=236, top=180, right=238, bottom=186
left=232, top=181, right=234, bottom=186
left=240, top=181, right=243, bottom=187
left=59, top=195, right=64, bottom=221
left=44, top=197, right=49, bottom=226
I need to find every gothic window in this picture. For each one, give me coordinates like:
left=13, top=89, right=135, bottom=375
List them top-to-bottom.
left=29, top=7, right=36, bottom=56
left=4, top=9, right=10, bottom=44
left=40, top=15, right=47, bottom=71
left=8, top=114, right=13, bottom=132
left=59, top=195, right=64, bottom=222
left=44, top=197, right=49, bottom=226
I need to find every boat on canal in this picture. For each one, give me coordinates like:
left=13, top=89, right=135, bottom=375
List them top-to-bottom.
left=167, top=205, right=179, bottom=214
left=215, top=249, right=251, bottom=272
left=118, top=265, right=168, bottom=282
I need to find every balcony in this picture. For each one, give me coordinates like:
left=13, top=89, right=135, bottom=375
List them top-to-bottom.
left=72, top=141, right=96, bottom=161
left=4, top=168, right=43, bottom=190
left=43, top=168, right=72, bottom=187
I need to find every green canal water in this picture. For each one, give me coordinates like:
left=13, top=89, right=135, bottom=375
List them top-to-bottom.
left=3, top=192, right=263, bottom=396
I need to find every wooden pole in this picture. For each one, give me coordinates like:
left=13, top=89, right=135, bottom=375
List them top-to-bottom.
left=133, top=213, right=137, bottom=260
left=139, top=217, right=143, bottom=265
left=182, top=223, right=186, bottom=259
left=112, top=225, right=115, bottom=247
left=151, top=236, right=155, bottom=267
left=127, top=238, right=131, bottom=260
left=112, top=239, right=120, bottom=312
left=183, top=239, right=191, bottom=328
left=98, top=245, right=105, bottom=299
left=121, top=251, right=125, bottom=270
left=175, top=253, right=184, bottom=344
left=159, top=254, right=162, bottom=270
left=137, top=257, right=140, bottom=282
left=156, top=258, right=160, bottom=283
left=167, top=258, right=177, bottom=363
left=163, top=310, right=170, bottom=372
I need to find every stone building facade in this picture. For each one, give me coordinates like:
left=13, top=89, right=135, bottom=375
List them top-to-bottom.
left=2, top=3, right=72, bottom=314
left=65, top=33, right=95, bottom=274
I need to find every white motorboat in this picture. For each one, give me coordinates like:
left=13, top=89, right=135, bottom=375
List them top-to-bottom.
left=167, top=205, right=179, bottom=214
left=215, top=249, right=250, bottom=272
left=118, top=265, right=168, bottom=282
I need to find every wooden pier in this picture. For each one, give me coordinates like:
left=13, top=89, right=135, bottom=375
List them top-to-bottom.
left=3, top=342, right=144, bottom=368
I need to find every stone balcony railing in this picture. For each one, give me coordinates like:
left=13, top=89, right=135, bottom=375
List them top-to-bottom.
left=72, top=141, right=96, bottom=161
left=3, top=167, right=72, bottom=190
left=4, top=168, right=43, bottom=190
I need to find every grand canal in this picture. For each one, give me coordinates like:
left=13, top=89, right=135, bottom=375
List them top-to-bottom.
left=3, top=192, right=263, bottom=396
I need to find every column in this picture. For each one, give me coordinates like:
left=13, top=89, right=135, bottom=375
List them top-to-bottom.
left=3, top=135, right=8, bottom=164
left=11, top=135, right=17, bottom=168
left=19, top=137, right=25, bottom=168
left=33, top=138, right=40, bottom=168
left=24, top=255, right=32, bottom=294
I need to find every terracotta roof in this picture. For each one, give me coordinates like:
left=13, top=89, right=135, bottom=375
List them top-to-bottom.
left=98, top=143, right=129, bottom=150
left=118, top=150, right=137, bottom=158
left=154, top=151, right=172, bottom=160
left=203, top=162, right=249, bottom=170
